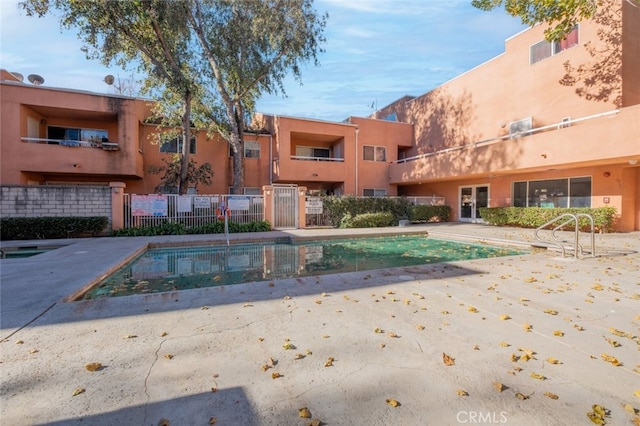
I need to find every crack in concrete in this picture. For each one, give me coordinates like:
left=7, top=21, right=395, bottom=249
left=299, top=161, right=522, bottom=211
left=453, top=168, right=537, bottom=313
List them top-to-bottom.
left=143, top=338, right=166, bottom=425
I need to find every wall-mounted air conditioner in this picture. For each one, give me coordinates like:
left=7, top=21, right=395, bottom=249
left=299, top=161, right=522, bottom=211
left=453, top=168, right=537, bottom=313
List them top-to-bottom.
left=509, top=117, right=533, bottom=138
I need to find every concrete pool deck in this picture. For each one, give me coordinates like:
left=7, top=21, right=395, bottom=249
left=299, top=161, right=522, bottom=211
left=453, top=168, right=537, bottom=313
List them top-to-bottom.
left=1, top=223, right=639, bottom=425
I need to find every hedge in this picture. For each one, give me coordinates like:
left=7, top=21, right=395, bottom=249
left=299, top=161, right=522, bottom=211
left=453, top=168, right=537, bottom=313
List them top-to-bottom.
left=323, top=196, right=423, bottom=227
left=409, top=205, right=451, bottom=223
left=478, top=207, right=617, bottom=232
left=339, top=212, right=395, bottom=228
left=1, top=216, right=109, bottom=240
left=111, top=220, right=271, bottom=237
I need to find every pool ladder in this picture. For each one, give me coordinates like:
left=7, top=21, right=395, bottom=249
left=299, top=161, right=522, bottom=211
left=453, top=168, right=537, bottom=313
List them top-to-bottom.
left=534, top=213, right=596, bottom=259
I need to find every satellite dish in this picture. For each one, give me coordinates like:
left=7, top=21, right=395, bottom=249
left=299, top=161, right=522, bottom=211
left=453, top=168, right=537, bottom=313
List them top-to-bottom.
left=11, top=72, right=24, bottom=82
left=27, top=74, right=45, bottom=85
left=104, top=74, right=115, bottom=85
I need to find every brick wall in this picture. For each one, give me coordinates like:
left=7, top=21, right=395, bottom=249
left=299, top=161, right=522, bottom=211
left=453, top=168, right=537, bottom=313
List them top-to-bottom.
left=1, top=185, right=112, bottom=227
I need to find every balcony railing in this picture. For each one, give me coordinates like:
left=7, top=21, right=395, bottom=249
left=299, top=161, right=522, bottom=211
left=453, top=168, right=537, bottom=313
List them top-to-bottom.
left=21, top=137, right=119, bottom=150
left=290, top=155, right=344, bottom=162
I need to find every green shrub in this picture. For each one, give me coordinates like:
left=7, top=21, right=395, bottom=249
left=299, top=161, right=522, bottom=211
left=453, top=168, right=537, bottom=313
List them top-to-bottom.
left=323, top=196, right=415, bottom=227
left=409, top=205, right=451, bottom=223
left=479, top=207, right=617, bottom=232
left=339, top=212, right=395, bottom=228
left=0, top=216, right=109, bottom=240
left=111, top=220, right=271, bottom=237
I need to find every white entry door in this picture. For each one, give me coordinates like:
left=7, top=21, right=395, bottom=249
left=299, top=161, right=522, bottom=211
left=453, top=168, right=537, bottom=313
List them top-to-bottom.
left=459, top=185, right=489, bottom=222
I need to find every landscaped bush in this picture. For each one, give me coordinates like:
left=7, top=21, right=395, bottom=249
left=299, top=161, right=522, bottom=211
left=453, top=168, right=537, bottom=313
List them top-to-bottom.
left=323, top=196, right=414, bottom=227
left=409, top=205, right=451, bottom=223
left=479, top=207, right=617, bottom=232
left=339, top=212, right=395, bottom=228
left=0, top=216, right=109, bottom=240
left=111, top=220, right=271, bottom=237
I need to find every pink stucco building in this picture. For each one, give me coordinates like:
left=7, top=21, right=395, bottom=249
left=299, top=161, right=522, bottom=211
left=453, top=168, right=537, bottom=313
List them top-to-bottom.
left=1, top=0, right=638, bottom=230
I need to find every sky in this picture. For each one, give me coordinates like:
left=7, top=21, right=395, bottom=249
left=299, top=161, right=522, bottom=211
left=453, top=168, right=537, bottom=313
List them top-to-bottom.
left=0, top=0, right=528, bottom=122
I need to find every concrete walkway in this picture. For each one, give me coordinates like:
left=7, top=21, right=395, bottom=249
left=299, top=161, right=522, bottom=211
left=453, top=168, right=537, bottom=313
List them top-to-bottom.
left=1, top=224, right=639, bottom=425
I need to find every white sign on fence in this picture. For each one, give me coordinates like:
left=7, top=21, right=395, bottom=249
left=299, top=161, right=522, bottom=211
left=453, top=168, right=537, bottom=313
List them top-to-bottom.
left=131, top=194, right=168, bottom=217
left=177, top=196, right=192, bottom=212
left=194, top=196, right=211, bottom=209
left=227, top=196, right=251, bottom=211
left=305, top=198, right=323, bottom=214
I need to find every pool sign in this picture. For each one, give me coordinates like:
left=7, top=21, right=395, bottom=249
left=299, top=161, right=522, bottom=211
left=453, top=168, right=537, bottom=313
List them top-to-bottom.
left=131, top=194, right=168, bottom=216
left=194, top=196, right=211, bottom=209
left=227, top=196, right=250, bottom=211
left=305, top=198, right=323, bottom=214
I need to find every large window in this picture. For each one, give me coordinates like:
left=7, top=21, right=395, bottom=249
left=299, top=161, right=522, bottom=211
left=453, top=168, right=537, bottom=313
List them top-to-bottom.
left=530, top=25, right=579, bottom=64
left=48, top=126, right=108, bottom=144
left=160, top=136, right=196, bottom=154
left=363, top=145, right=386, bottom=162
left=296, top=146, right=330, bottom=159
left=512, top=177, right=591, bottom=208
left=363, top=188, right=387, bottom=197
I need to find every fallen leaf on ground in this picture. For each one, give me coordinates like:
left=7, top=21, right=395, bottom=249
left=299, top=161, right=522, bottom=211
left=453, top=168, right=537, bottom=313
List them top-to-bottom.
left=467, top=306, right=478, bottom=313
left=499, top=314, right=511, bottom=320
left=523, top=323, right=533, bottom=332
left=553, top=330, right=565, bottom=337
left=442, top=353, right=455, bottom=366
left=601, top=353, right=622, bottom=366
left=164, top=354, right=174, bottom=360
left=324, top=357, right=334, bottom=367
left=546, top=357, right=562, bottom=364
left=85, top=363, right=102, bottom=371
left=271, top=372, right=282, bottom=379
left=530, top=372, right=546, bottom=380
left=493, top=382, right=505, bottom=392
left=72, top=387, right=85, bottom=396
left=456, top=389, right=469, bottom=396
left=544, top=391, right=559, bottom=400
left=515, top=392, right=529, bottom=400
left=386, top=398, right=401, bottom=407
left=299, top=407, right=311, bottom=418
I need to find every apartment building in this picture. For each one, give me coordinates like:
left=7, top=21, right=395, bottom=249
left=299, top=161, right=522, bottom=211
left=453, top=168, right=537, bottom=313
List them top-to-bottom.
left=1, top=0, right=638, bottom=230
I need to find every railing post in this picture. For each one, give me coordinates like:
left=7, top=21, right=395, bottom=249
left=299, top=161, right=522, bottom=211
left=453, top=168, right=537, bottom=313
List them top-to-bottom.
left=109, top=182, right=126, bottom=231
left=262, top=185, right=274, bottom=227
left=297, top=186, right=307, bottom=229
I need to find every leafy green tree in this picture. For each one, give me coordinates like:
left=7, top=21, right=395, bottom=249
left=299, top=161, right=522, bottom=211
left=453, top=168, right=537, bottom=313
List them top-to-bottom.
left=21, top=0, right=201, bottom=194
left=21, top=0, right=327, bottom=195
left=185, top=0, right=327, bottom=193
left=471, top=0, right=637, bottom=41
left=149, top=154, right=214, bottom=193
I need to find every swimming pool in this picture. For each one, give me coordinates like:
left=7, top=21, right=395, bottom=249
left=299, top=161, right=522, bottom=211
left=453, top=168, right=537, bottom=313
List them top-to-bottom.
left=81, top=235, right=524, bottom=299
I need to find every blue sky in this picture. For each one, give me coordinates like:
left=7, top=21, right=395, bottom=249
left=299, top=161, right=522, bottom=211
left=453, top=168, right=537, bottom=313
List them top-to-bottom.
left=0, top=0, right=527, bottom=122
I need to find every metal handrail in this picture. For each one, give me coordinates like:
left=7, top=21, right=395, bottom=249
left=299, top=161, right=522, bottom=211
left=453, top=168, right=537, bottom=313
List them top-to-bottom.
left=534, top=213, right=595, bottom=259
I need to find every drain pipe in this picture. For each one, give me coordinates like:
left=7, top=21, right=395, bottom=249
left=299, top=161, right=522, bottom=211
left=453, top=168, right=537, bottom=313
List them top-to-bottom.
left=354, top=128, right=359, bottom=195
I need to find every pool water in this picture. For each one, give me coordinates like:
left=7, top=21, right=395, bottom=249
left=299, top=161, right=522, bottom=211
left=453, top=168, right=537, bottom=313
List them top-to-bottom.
left=81, top=235, right=524, bottom=299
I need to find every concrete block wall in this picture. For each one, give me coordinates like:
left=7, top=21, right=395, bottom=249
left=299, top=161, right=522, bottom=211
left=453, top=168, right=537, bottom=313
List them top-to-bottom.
left=1, top=185, right=112, bottom=227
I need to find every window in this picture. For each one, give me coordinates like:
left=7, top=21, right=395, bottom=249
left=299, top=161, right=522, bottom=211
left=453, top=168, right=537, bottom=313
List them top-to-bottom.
left=530, top=26, right=579, bottom=64
left=48, top=126, right=108, bottom=144
left=160, top=136, right=196, bottom=154
left=229, top=140, right=262, bottom=158
left=244, top=141, right=261, bottom=158
left=363, top=145, right=386, bottom=162
left=295, top=146, right=330, bottom=158
left=512, top=177, right=591, bottom=208
left=244, top=187, right=261, bottom=195
left=363, top=188, right=387, bottom=197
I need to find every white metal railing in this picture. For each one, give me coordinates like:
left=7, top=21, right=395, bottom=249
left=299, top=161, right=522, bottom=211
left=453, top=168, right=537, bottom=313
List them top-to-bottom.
left=393, top=109, right=620, bottom=164
left=21, top=137, right=119, bottom=150
left=290, top=155, right=344, bottom=162
left=123, top=193, right=264, bottom=229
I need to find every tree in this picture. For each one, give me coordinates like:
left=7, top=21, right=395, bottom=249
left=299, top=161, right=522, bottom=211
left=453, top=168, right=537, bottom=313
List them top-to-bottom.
left=21, top=0, right=200, bottom=194
left=21, top=0, right=328, bottom=195
left=185, top=0, right=327, bottom=194
left=471, top=0, right=638, bottom=41
left=149, top=154, right=214, bottom=193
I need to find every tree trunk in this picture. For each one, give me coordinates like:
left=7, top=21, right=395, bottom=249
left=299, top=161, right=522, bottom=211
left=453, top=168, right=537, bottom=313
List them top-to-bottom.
left=179, top=90, right=192, bottom=195
left=231, top=105, right=245, bottom=194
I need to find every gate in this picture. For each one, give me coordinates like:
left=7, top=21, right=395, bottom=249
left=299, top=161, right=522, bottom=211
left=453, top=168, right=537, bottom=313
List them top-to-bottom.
left=272, top=185, right=298, bottom=229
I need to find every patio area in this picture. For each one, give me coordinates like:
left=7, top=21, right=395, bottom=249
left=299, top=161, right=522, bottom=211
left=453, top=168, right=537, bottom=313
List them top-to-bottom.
left=1, top=223, right=639, bottom=425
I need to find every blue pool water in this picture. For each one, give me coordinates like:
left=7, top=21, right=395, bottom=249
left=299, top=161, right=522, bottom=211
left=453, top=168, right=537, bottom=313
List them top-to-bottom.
left=82, top=235, right=524, bottom=299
